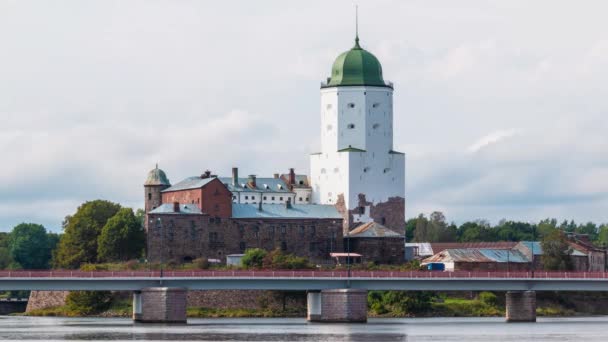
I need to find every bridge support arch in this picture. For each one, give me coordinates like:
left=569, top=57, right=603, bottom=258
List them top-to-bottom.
left=133, top=287, right=187, bottom=323
left=307, top=289, right=367, bottom=323
left=506, top=291, right=536, bottom=322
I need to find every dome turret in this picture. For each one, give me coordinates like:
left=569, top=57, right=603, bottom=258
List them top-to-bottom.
left=324, top=36, right=389, bottom=88
left=144, top=164, right=170, bottom=186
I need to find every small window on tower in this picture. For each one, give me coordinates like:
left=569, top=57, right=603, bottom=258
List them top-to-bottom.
left=347, top=103, right=355, bottom=108
left=373, top=103, right=380, bottom=108
left=326, top=104, right=332, bottom=110
left=373, top=123, right=380, bottom=129
left=347, top=124, right=355, bottom=129
left=326, top=125, right=332, bottom=131
left=148, top=193, right=152, bottom=200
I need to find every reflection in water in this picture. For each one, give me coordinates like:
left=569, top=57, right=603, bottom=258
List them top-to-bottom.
left=1, top=316, right=608, bottom=341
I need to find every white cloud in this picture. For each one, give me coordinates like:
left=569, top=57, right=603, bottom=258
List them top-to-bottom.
left=467, top=129, right=521, bottom=153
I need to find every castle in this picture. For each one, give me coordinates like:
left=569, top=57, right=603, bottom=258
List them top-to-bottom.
left=144, top=32, right=406, bottom=265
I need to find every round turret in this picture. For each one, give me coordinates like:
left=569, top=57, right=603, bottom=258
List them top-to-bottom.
left=144, top=164, right=170, bottom=186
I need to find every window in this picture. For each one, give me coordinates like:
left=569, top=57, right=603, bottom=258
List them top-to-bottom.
left=373, top=102, right=380, bottom=108
left=347, top=103, right=355, bottom=108
left=326, top=104, right=332, bottom=110
left=347, top=123, right=355, bottom=129
left=373, top=123, right=380, bottom=129
left=327, top=124, right=332, bottom=131
left=363, top=167, right=370, bottom=173
left=321, top=168, right=326, bottom=174
left=383, top=168, right=390, bottom=173
left=299, top=180, right=304, bottom=185
left=148, top=193, right=152, bottom=200
left=245, top=196, right=249, bottom=200
left=263, top=196, right=267, bottom=200
left=272, top=196, right=275, bottom=200
left=279, top=197, right=283, bottom=201
left=299, top=197, right=303, bottom=202
left=305, top=197, right=309, bottom=202
left=358, top=207, right=365, bottom=214
left=209, top=217, right=215, bottom=224
left=216, top=217, right=221, bottom=224
left=381, top=217, right=386, bottom=225
left=310, top=225, right=316, bottom=237
left=281, top=226, right=286, bottom=234
left=300, top=226, right=305, bottom=237
left=209, top=232, right=218, bottom=242
left=239, top=241, right=247, bottom=252
left=281, top=241, right=287, bottom=251
left=309, top=242, right=316, bottom=252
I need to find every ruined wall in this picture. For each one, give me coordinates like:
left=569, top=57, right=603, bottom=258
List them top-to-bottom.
left=336, top=194, right=405, bottom=234
left=349, top=237, right=405, bottom=264
left=26, top=291, right=69, bottom=312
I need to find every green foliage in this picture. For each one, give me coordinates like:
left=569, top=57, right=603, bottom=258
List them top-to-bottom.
left=53, top=200, right=121, bottom=269
left=97, top=208, right=145, bottom=262
left=413, top=212, right=456, bottom=242
left=8, top=223, right=53, bottom=269
left=542, top=229, right=573, bottom=271
left=0, top=247, right=10, bottom=269
left=241, top=248, right=267, bottom=268
left=262, top=249, right=312, bottom=269
left=193, top=258, right=209, bottom=269
left=65, top=291, right=112, bottom=315
left=368, top=291, right=434, bottom=316
left=478, top=291, right=498, bottom=306
left=432, top=297, right=502, bottom=317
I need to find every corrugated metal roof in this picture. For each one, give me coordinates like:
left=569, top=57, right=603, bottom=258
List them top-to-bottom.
left=162, top=176, right=216, bottom=192
left=219, top=177, right=292, bottom=193
left=148, top=203, right=202, bottom=215
left=232, top=203, right=342, bottom=219
left=349, top=222, right=403, bottom=238
left=518, top=241, right=543, bottom=256
left=405, top=242, right=517, bottom=257
left=423, top=248, right=529, bottom=264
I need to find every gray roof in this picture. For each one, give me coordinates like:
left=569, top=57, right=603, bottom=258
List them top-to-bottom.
left=145, top=165, right=170, bottom=186
left=162, top=176, right=216, bottom=192
left=218, top=177, right=291, bottom=193
left=148, top=203, right=202, bottom=215
left=232, top=203, right=342, bottom=219
left=349, top=222, right=403, bottom=238
left=518, top=241, right=587, bottom=257
left=423, top=248, right=529, bottom=264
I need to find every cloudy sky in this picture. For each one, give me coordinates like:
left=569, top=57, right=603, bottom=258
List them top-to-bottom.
left=1, top=0, right=607, bottom=231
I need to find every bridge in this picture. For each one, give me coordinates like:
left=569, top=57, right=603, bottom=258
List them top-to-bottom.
left=3, top=270, right=607, bottom=323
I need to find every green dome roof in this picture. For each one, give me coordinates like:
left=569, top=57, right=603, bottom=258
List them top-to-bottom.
left=324, top=37, right=389, bottom=88
left=144, top=164, right=170, bottom=186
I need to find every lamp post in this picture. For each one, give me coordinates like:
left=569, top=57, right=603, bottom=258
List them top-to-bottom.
left=156, top=218, right=164, bottom=284
left=347, top=228, right=351, bottom=288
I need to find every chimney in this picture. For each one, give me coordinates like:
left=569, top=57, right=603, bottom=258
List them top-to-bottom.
left=232, top=167, right=238, bottom=186
left=289, top=168, right=296, bottom=185
left=201, top=170, right=211, bottom=179
left=273, top=173, right=279, bottom=179
left=248, top=174, right=257, bottom=188
left=285, top=197, right=292, bottom=209
left=173, top=202, right=180, bottom=212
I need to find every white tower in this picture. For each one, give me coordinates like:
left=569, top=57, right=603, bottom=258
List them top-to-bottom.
left=310, top=33, right=405, bottom=233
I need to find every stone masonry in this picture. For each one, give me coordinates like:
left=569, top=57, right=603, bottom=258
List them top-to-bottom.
left=336, top=194, right=405, bottom=234
left=134, top=287, right=187, bottom=323
left=320, top=289, right=368, bottom=323
left=506, top=291, right=536, bottom=322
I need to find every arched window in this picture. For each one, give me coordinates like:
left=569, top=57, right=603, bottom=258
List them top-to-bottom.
left=347, top=103, right=355, bottom=108
left=347, top=124, right=355, bottom=129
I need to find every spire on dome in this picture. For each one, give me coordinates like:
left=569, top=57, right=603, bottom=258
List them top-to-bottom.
left=354, top=5, right=361, bottom=49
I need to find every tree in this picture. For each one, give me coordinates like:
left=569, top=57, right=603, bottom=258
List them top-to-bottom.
left=53, top=200, right=121, bottom=269
left=97, top=208, right=145, bottom=262
left=412, top=214, right=429, bottom=242
left=404, top=218, right=417, bottom=242
left=8, top=223, right=52, bottom=269
left=541, top=229, right=573, bottom=271
left=0, top=232, right=11, bottom=269
left=241, top=248, right=267, bottom=268
left=66, top=291, right=112, bottom=315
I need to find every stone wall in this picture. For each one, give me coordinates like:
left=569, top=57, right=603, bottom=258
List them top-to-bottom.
left=336, top=194, right=405, bottom=234
left=146, top=213, right=343, bottom=264
left=349, top=237, right=405, bottom=264
left=320, top=289, right=367, bottom=322
left=26, top=290, right=307, bottom=313
left=26, top=291, right=69, bottom=312
left=506, top=291, right=536, bottom=322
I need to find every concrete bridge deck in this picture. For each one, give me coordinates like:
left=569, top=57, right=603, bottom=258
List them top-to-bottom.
left=1, top=270, right=608, bottom=291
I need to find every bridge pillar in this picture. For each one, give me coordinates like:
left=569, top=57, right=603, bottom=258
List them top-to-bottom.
left=133, top=287, right=187, bottom=324
left=307, top=289, right=367, bottom=323
left=506, top=291, right=536, bottom=322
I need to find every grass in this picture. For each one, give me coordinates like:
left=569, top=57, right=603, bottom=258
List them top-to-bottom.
left=431, top=298, right=503, bottom=317
left=536, top=306, right=576, bottom=316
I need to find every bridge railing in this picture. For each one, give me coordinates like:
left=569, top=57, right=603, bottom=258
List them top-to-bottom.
left=1, top=270, right=608, bottom=279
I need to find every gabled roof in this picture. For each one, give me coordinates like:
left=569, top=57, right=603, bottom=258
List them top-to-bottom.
left=161, top=176, right=217, bottom=192
left=218, top=177, right=291, bottom=193
left=148, top=203, right=202, bottom=215
left=232, top=203, right=342, bottom=220
left=349, top=222, right=403, bottom=238
left=406, top=242, right=517, bottom=257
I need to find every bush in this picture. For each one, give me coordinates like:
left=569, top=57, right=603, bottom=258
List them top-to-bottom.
left=241, top=248, right=267, bottom=269
left=262, top=249, right=312, bottom=269
left=194, top=258, right=209, bottom=270
left=125, top=260, right=139, bottom=270
left=66, top=291, right=112, bottom=315
left=478, top=292, right=498, bottom=306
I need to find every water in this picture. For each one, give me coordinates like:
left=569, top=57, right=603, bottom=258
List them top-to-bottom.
left=1, top=316, right=607, bottom=341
